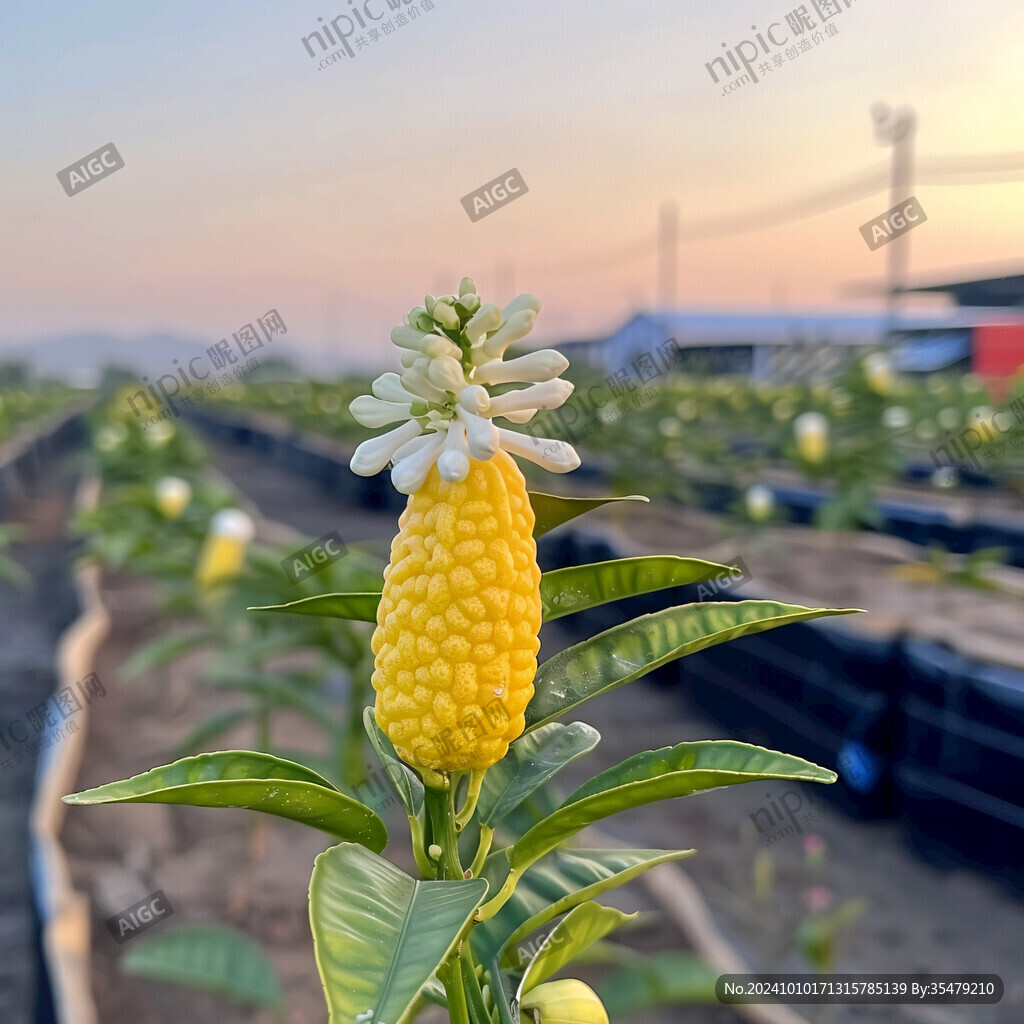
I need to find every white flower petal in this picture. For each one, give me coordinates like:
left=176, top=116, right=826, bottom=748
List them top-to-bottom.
left=459, top=277, right=477, bottom=298
left=501, top=293, right=542, bottom=320
left=432, top=300, right=460, bottom=331
left=464, top=303, right=502, bottom=344
left=481, top=309, right=537, bottom=360
left=391, top=325, right=434, bottom=351
left=421, top=335, right=462, bottom=360
left=400, top=350, right=418, bottom=368
left=472, top=350, right=569, bottom=385
left=427, top=354, right=467, bottom=392
left=400, top=367, right=447, bottom=402
left=371, top=372, right=416, bottom=403
left=485, top=379, right=573, bottom=417
left=458, top=385, right=489, bottom=415
left=349, top=395, right=412, bottom=428
left=456, top=406, right=500, bottom=460
left=498, top=408, right=537, bottom=424
left=351, top=419, right=423, bottom=476
left=437, top=421, right=471, bottom=481
left=496, top=427, right=580, bottom=473
left=391, top=432, right=446, bottom=494
left=391, top=432, right=438, bottom=462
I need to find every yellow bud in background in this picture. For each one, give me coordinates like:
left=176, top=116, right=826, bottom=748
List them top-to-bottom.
left=862, top=352, right=893, bottom=395
left=794, top=411, right=828, bottom=465
left=154, top=476, right=192, bottom=520
left=745, top=483, right=774, bottom=523
left=196, top=509, right=255, bottom=590
left=521, top=980, right=609, bottom=1024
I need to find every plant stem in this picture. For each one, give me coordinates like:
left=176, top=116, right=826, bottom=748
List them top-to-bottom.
left=455, top=768, right=486, bottom=831
left=424, top=785, right=464, bottom=880
left=409, top=813, right=436, bottom=878
left=469, top=825, right=493, bottom=879
left=460, top=943, right=492, bottom=1023
left=438, top=960, right=471, bottom=1024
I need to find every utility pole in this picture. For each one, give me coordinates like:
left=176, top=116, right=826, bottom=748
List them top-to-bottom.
left=871, top=102, right=918, bottom=343
left=657, top=200, right=678, bottom=310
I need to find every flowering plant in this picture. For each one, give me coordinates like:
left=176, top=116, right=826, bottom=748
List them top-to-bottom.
left=66, top=281, right=857, bottom=1023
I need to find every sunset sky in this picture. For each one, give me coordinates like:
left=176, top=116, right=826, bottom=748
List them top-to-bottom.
left=2, top=0, right=1023, bottom=370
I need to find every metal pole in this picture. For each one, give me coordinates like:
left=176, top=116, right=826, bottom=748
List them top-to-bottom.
left=871, top=103, right=918, bottom=343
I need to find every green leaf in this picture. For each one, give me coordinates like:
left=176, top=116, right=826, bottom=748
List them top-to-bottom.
left=528, top=491, right=649, bottom=538
left=540, top=555, right=738, bottom=622
left=248, top=591, right=381, bottom=622
left=526, top=600, right=862, bottom=732
left=363, top=707, right=425, bottom=819
left=477, top=722, right=600, bottom=829
left=507, top=741, right=835, bottom=874
left=63, top=750, right=387, bottom=850
left=309, top=843, right=487, bottom=1024
left=472, top=848, right=694, bottom=965
left=520, top=902, right=635, bottom=994
left=120, top=925, right=283, bottom=1008
left=596, top=952, right=720, bottom=1014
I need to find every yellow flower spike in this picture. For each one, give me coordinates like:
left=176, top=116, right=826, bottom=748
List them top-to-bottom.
left=371, top=450, right=542, bottom=779
left=195, top=509, right=255, bottom=590
left=521, top=980, right=610, bottom=1024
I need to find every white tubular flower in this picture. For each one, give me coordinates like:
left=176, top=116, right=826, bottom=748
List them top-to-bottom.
left=349, top=280, right=579, bottom=487
left=502, top=293, right=542, bottom=320
left=431, top=300, right=460, bottom=331
left=465, top=303, right=502, bottom=344
left=480, top=309, right=538, bottom=360
left=391, top=325, right=434, bottom=351
left=473, top=350, right=568, bottom=386
left=427, top=354, right=467, bottom=392
left=400, top=365, right=448, bottom=402
left=371, top=372, right=416, bottom=403
left=486, top=379, right=574, bottom=418
left=349, top=395, right=412, bottom=428
left=456, top=406, right=500, bottom=460
left=499, top=408, right=538, bottom=424
left=351, top=419, right=424, bottom=476
left=438, top=421, right=471, bottom=481
left=496, top=427, right=581, bottom=473
left=390, top=431, right=446, bottom=493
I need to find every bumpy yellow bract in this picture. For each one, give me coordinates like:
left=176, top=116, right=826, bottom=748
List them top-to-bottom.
left=372, top=450, right=542, bottom=773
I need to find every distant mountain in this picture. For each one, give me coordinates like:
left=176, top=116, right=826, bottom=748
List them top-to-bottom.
left=2, top=332, right=306, bottom=381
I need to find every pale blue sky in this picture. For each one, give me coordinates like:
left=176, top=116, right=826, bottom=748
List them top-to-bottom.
left=1, top=0, right=1022, bottom=369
